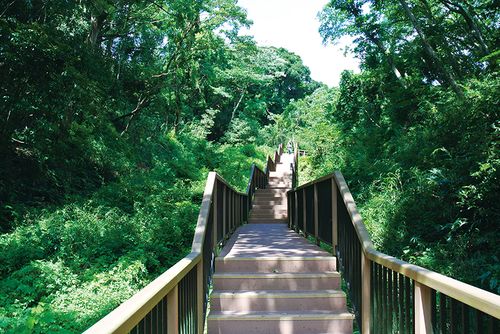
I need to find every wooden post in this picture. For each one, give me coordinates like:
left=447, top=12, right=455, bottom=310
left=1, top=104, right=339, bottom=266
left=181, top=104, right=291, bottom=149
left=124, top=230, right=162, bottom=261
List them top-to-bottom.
left=331, top=178, right=338, bottom=250
left=212, top=182, right=218, bottom=253
left=314, top=183, right=320, bottom=245
left=222, top=185, right=226, bottom=238
left=303, top=188, right=307, bottom=237
left=229, top=191, right=233, bottom=231
left=294, top=191, right=298, bottom=232
left=232, top=192, right=235, bottom=230
left=232, top=193, right=236, bottom=229
left=232, top=193, right=235, bottom=230
left=236, top=195, right=239, bottom=226
left=237, top=195, right=241, bottom=226
left=361, top=252, right=371, bottom=334
left=197, top=260, right=204, bottom=334
left=415, top=282, right=433, bottom=333
left=167, top=286, right=179, bottom=334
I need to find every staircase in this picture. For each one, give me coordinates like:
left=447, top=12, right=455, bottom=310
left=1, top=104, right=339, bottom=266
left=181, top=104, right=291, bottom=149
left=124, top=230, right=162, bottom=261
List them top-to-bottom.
left=85, top=144, right=500, bottom=334
left=207, top=153, right=354, bottom=334
left=247, top=154, right=291, bottom=224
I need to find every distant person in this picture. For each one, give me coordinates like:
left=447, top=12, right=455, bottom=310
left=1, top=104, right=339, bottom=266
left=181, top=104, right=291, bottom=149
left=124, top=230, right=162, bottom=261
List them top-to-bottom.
left=287, top=141, right=292, bottom=154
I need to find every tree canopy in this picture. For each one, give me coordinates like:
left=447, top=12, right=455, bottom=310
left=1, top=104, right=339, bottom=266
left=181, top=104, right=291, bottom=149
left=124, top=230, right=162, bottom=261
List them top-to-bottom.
left=0, top=0, right=498, bottom=332
left=269, top=0, right=499, bottom=295
left=0, top=1, right=317, bottom=332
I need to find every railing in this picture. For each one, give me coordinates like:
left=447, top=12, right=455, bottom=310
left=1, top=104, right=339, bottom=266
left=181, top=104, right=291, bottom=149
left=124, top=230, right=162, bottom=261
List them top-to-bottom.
left=290, top=142, right=299, bottom=189
left=265, top=143, right=283, bottom=173
left=84, top=145, right=283, bottom=334
left=287, top=171, right=500, bottom=334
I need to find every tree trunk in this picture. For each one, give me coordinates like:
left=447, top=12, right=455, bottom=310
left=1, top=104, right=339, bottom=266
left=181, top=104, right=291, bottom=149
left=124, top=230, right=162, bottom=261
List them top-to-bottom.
left=398, top=0, right=463, bottom=97
left=419, top=0, right=463, bottom=78
left=440, top=0, right=490, bottom=57
left=348, top=3, right=407, bottom=84
left=89, top=12, right=107, bottom=47
left=370, top=33, right=406, bottom=81
left=230, top=90, right=245, bottom=121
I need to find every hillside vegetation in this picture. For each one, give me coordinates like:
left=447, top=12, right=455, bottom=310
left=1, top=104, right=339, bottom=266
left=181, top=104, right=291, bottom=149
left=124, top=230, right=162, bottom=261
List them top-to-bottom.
left=0, top=0, right=498, bottom=333
left=269, top=0, right=499, bottom=295
left=0, top=1, right=317, bottom=332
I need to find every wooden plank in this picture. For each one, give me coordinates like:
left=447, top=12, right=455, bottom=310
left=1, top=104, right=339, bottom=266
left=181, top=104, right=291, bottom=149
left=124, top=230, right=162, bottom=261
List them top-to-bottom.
left=333, top=171, right=500, bottom=319
left=191, top=172, right=216, bottom=253
left=215, top=173, right=246, bottom=196
left=331, top=177, right=338, bottom=250
left=212, top=181, right=218, bottom=250
left=314, top=183, right=319, bottom=244
left=222, top=185, right=226, bottom=239
left=303, top=188, right=307, bottom=235
left=294, top=191, right=298, bottom=232
left=361, top=252, right=371, bottom=334
left=83, top=253, right=200, bottom=334
left=196, top=260, right=203, bottom=334
left=415, top=282, right=433, bottom=334
left=167, top=286, right=179, bottom=334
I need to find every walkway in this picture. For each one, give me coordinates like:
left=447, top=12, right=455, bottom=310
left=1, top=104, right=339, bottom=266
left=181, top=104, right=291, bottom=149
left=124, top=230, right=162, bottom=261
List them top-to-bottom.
left=207, top=153, right=354, bottom=334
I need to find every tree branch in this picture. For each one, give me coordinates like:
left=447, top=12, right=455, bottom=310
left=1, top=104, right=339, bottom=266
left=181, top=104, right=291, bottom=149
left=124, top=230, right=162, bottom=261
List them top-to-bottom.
left=0, top=0, right=16, bottom=18
left=113, top=95, right=149, bottom=122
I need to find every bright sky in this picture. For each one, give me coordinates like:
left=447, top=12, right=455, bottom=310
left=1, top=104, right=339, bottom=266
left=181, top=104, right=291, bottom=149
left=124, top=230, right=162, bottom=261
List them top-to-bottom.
left=237, top=0, right=360, bottom=87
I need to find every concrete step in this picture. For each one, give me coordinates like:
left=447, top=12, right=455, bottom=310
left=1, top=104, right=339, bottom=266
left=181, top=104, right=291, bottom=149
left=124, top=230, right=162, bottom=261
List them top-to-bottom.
left=270, top=171, right=291, bottom=176
left=268, top=177, right=290, bottom=181
left=268, top=180, right=290, bottom=184
left=255, top=189, right=288, bottom=194
left=255, top=190, right=287, bottom=194
left=254, top=193, right=287, bottom=197
left=254, top=195, right=287, bottom=200
left=253, top=196, right=287, bottom=205
left=254, top=196, right=287, bottom=201
left=253, top=199, right=286, bottom=205
left=252, top=202, right=287, bottom=208
left=251, top=204, right=287, bottom=210
left=250, top=208, right=287, bottom=215
left=249, top=213, right=288, bottom=220
left=249, top=216, right=288, bottom=221
left=247, top=218, right=288, bottom=224
left=215, top=256, right=337, bottom=273
left=213, top=272, right=341, bottom=290
left=210, top=290, right=347, bottom=312
left=207, top=311, right=354, bottom=334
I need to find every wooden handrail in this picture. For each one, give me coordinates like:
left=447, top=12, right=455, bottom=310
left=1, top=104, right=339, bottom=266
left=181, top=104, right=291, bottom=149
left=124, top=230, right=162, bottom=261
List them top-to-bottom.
left=290, top=142, right=299, bottom=189
left=85, top=144, right=283, bottom=334
left=265, top=144, right=282, bottom=173
left=245, top=164, right=266, bottom=194
left=287, top=170, right=500, bottom=333
left=333, top=171, right=500, bottom=319
left=191, top=172, right=218, bottom=253
left=83, top=252, right=201, bottom=334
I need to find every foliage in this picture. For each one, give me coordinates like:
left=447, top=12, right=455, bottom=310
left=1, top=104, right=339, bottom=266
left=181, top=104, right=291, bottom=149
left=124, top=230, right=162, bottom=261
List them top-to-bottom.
left=267, top=0, right=500, bottom=293
left=0, top=1, right=315, bottom=332
left=274, top=74, right=499, bottom=294
left=0, top=129, right=273, bottom=333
